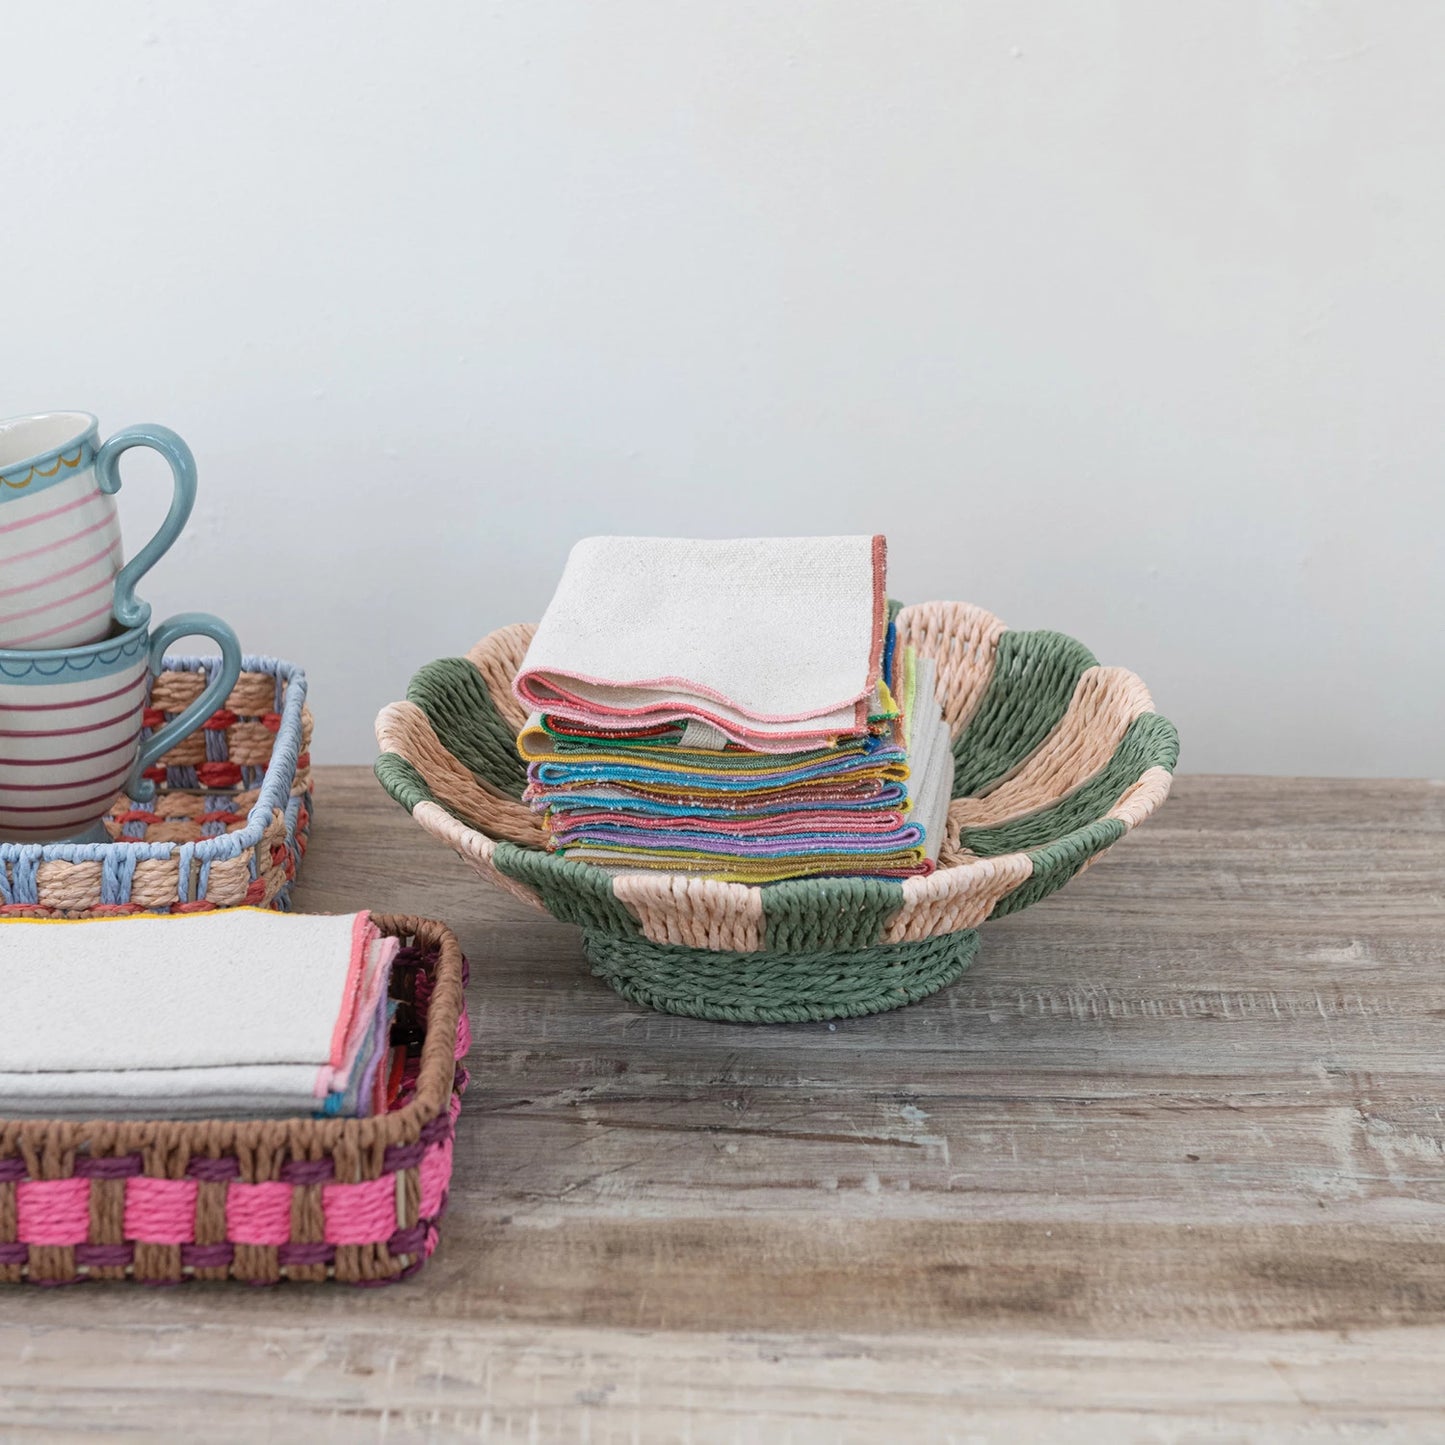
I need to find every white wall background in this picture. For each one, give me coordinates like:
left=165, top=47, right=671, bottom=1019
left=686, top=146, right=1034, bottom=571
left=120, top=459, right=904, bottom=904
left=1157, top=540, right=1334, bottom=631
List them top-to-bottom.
left=4, top=1, right=1441, bottom=776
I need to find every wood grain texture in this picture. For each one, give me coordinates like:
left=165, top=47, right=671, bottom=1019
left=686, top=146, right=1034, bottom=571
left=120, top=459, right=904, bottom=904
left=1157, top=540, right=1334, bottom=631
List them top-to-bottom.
left=3, top=768, right=1443, bottom=1442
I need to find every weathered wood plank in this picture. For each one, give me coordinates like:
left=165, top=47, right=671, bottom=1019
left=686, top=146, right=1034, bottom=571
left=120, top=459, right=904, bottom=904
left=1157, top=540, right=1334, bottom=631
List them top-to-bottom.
left=4, top=768, right=1443, bottom=1438
left=3, top=1320, right=1445, bottom=1441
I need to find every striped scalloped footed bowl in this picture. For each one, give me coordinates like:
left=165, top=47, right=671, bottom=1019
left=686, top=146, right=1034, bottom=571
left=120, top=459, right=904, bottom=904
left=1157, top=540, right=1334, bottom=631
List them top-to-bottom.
left=374, top=603, right=1179, bottom=1024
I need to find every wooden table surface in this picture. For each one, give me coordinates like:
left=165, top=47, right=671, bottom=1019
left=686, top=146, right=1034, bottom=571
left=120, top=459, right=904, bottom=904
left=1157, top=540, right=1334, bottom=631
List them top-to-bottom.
left=4, top=768, right=1443, bottom=1441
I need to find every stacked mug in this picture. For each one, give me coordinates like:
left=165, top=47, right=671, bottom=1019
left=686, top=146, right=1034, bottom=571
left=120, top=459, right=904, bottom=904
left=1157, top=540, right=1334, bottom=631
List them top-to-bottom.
left=0, top=412, right=240, bottom=843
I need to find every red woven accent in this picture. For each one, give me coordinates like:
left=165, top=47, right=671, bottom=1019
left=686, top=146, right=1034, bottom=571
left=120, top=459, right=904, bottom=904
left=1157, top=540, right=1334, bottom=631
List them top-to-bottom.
left=142, top=707, right=165, bottom=729
left=203, top=709, right=238, bottom=731
left=260, top=712, right=282, bottom=733
left=196, top=761, right=243, bottom=789
left=142, top=765, right=167, bottom=783
left=113, top=809, right=161, bottom=825
left=243, top=878, right=267, bottom=905
left=172, top=900, right=217, bottom=914
left=386, top=1048, right=406, bottom=1106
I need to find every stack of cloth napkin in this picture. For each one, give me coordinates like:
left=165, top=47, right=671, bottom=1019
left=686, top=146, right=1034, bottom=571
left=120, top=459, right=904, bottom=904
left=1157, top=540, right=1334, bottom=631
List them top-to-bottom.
left=514, top=534, right=952, bottom=883
left=0, top=910, right=401, bottom=1119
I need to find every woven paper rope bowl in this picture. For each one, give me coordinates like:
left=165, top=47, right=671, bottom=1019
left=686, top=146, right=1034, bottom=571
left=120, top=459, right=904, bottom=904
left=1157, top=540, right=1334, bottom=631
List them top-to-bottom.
left=375, top=603, right=1179, bottom=1024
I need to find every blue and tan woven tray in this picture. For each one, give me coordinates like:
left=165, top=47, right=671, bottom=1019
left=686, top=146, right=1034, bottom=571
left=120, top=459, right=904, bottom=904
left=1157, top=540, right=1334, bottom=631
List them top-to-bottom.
left=0, top=655, right=311, bottom=916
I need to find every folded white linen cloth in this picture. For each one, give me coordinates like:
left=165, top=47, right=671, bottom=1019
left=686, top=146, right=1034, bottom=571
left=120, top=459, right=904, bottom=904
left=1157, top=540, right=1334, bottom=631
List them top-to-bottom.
left=514, top=535, right=888, bottom=747
left=0, top=909, right=397, bottom=1119
left=0, top=1067, right=334, bottom=1118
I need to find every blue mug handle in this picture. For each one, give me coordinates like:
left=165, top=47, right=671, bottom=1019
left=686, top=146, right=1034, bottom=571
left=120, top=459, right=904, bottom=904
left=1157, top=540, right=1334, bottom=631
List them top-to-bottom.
left=93, top=424, right=198, bottom=631
left=126, top=612, right=243, bottom=803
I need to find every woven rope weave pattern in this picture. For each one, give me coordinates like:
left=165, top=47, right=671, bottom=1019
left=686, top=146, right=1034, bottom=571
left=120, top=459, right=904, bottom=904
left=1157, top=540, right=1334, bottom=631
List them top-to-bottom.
left=375, top=603, right=1179, bottom=1020
left=0, top=657, right=311, bottom=917
left=0, top=916, right=468, bottom=1286
left=582, top=928, right=981, bottom=1023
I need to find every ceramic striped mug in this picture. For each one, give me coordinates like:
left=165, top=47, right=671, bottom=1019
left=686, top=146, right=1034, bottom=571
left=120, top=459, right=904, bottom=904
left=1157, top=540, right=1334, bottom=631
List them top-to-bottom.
left=0, top=411, right=197, bottom=649
left=0, top=609, right=240, bottom=843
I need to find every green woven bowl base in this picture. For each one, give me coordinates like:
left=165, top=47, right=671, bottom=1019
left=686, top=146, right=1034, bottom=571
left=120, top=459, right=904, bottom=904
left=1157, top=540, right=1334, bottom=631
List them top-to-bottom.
left=579, top=928, right=981, bottom=1024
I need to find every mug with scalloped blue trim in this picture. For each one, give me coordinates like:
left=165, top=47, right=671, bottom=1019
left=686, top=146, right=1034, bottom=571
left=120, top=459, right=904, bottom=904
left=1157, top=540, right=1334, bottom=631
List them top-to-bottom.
left=0, top=411, right=198, bottom=650
left=0, top=608, right=241, bottom=843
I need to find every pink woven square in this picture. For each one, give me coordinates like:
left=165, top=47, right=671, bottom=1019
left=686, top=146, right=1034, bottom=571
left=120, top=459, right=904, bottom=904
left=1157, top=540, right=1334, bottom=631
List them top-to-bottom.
left=419, top=1136, right=453, bottom=1219
left=322, top=1175, right=396, bottom=1246
left=123, top=1177, right=199, bottom=1245
left=15, top=1178, right=91, bottom=1247
left=224, top=1181, right=294, bottom=1246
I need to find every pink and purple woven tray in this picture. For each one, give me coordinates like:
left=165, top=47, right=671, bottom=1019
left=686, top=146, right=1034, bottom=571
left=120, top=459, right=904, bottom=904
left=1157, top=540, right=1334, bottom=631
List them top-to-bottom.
left=0, top=914, right=469, bottom=1286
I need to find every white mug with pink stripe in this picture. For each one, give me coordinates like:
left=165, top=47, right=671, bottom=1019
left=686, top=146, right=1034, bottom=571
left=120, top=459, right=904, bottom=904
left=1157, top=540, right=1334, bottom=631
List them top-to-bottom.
left=0, top=411, right=197, bottom=649
left=0, top=609, right=240, bottom=843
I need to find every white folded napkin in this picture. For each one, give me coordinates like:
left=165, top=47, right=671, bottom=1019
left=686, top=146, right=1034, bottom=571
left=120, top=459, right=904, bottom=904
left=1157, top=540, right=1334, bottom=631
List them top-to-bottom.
left=515, top=535, right=888, bottom=746
left=0, top=908, right=395, bottom=1119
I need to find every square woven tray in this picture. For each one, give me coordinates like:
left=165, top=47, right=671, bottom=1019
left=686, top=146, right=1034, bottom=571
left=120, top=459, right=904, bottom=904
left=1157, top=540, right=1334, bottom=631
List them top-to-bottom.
left=0, top=655, right=312, bottom=916
left=0, top=914, right=469, bottom=1286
